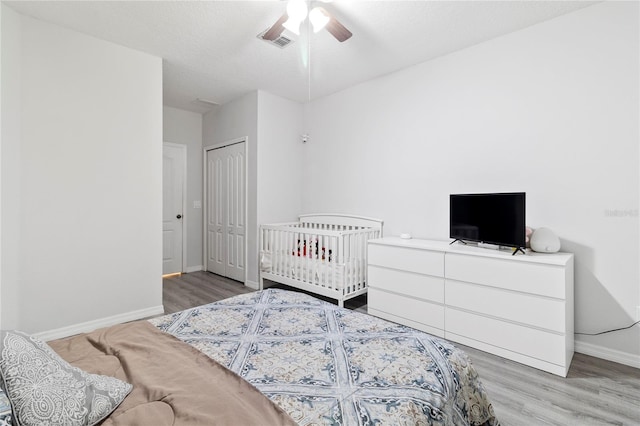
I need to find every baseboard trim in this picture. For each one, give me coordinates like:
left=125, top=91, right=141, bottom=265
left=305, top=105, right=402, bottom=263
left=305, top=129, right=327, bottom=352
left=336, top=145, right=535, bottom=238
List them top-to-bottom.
left=185, top=265, right=203, bottom=273
left=245, top=280, right=260, bottom=290
left=34, top=305, right=165, bottom=342
left=575, top=340, right=640, bottom=369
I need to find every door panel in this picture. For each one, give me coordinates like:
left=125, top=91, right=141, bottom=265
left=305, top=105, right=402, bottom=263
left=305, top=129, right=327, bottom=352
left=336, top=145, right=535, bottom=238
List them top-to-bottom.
left=224, top=143, right=246, bottom=281
left=162, top=144, right=185, bottom=275
left=207, top=150, right=225, bottom=276
left=236, top=236, right=245, bottom=269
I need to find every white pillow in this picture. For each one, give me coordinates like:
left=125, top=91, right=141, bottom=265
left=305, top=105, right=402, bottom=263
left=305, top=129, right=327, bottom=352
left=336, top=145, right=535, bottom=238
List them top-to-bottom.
left=0, top=330, right=132, bottom=426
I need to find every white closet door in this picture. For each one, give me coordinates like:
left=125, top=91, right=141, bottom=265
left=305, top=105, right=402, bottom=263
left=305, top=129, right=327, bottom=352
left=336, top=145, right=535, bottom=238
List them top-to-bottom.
left=206, top=142, right=245, bottom=282
left=224, top=143, right=246, bottom=281
left=207, top=148, right=225, bottom=276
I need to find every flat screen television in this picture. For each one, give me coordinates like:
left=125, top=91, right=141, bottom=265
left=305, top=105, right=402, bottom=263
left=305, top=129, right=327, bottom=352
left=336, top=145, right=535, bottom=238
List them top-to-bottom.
left=450, top=192, right=526, bottom=249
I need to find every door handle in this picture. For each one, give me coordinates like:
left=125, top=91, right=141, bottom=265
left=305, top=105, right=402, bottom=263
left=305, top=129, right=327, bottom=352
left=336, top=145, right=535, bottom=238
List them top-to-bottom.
left=176, top=214, right=182, bottom=219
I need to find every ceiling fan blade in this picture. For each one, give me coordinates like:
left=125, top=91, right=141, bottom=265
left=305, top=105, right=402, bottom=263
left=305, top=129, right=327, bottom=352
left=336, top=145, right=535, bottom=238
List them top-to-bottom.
left=262, top=13, right=288, bottom=41
left=325, top=14, right=352, bottom=42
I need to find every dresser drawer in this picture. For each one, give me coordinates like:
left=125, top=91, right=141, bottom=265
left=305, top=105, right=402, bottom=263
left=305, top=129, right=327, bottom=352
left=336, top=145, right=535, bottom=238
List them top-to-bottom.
left=368, top=244, right=444, bottom=277
left=446, top=253, right=566, bottom=299
left=369, top=265, right=444, bottom=303
left=445, top=280, right=566, bottom=333
left=369, top=288, right=444, bottom=331
left=445, top=308, right=566, bottom=366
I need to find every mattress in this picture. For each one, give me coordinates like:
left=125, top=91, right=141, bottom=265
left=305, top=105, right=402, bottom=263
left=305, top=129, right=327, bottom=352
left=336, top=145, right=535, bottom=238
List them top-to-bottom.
left=150, top=289, right=500, bottom=425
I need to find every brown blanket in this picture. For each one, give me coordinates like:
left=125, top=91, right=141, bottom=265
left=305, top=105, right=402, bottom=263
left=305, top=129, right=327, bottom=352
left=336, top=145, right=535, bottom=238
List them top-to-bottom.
left=48, top=321, right=297, bottom=426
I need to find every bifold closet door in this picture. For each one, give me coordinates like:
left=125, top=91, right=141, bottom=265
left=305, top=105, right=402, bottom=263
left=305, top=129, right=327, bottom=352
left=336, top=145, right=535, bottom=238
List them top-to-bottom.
left=206, top=142, right=245, bottom=282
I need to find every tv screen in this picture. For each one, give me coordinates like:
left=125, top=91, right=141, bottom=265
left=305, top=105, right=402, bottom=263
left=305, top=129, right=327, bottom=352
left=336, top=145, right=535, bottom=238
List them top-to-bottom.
left=450, top=192, right=526, bottom=248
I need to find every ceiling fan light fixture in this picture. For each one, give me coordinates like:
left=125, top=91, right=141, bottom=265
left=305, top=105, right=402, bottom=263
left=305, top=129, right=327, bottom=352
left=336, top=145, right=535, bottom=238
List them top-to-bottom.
left=262, top=0, right=351, bottom=44
left=283, top=0, right=307, bottom=36
left=286, top=0, right=308, bottom=23
left=309, top=7, right=330, bottom=33
left=283, top=18, right=302, bottom=35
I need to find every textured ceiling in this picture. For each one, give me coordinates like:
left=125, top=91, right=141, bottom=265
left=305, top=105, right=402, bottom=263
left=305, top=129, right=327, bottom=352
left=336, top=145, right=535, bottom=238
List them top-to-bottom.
left=5, top=1, right=598, bottom=113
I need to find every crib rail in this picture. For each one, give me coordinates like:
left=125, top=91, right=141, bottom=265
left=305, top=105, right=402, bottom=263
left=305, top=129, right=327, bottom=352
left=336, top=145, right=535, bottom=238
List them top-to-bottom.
left=299, top=213, right=384, bottom=233
left=259, top=218, right=382, bottom=307
left=260, top=226, right=341, bottom=289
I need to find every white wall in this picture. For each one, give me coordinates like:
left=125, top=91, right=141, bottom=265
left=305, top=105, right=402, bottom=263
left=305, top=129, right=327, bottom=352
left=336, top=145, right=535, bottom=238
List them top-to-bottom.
left=303, top=2, right=639, bottom=363
left=0, top=4, right=4, bottom=328
left=0, top=5, right=22, bottom=329
left=1, top=8, right=163, bottom=334
left=203, top=91, right=259, bottom=285
left=256, top=91, right=304, bottom=225
left=163, top=106, right=203, bottom=271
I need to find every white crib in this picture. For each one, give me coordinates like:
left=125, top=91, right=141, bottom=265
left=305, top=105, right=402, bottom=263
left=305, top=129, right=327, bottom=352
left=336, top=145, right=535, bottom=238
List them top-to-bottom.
left=259, top=214, right=383, bottom=307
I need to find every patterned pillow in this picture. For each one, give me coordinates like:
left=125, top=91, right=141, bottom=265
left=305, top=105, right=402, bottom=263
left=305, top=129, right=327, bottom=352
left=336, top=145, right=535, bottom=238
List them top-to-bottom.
left=0, top=330, right=132, bottom=426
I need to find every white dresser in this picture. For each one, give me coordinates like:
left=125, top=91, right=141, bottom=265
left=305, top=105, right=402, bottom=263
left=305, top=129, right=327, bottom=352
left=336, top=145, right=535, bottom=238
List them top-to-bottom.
left=367, top=237, right=574, bottom=377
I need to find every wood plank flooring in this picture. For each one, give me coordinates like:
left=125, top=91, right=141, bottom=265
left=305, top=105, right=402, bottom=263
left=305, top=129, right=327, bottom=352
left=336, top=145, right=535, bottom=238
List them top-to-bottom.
left=162, top=271, right=368, bottom=314
left=163, top=271, right=640, bottom=426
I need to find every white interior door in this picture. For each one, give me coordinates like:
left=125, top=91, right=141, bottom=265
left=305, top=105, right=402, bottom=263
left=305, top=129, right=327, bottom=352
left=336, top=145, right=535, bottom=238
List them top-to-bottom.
left=206, top=141, right=246, bottom=281
left=163, top=143, right=186, bottom=275
left=224, top=143, right=246, bottom=281
left=207, top=147, right=225, bottom=276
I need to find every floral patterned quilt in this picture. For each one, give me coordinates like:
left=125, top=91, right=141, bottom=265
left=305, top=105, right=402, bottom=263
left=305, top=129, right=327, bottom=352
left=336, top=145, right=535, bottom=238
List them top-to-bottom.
left=150, top=289, right=499, bottom=426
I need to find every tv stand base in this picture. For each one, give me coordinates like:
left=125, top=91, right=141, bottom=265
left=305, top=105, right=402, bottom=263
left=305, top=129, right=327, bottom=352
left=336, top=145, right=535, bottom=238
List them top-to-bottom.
left=451, top=239, right=525, bottom=255
left=512, top=247, right=526, bottom=256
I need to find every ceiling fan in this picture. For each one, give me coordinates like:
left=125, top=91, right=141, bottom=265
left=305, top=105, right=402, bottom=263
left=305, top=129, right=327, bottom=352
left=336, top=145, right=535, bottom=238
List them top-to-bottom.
left=263, top=0, right=353, bottom=43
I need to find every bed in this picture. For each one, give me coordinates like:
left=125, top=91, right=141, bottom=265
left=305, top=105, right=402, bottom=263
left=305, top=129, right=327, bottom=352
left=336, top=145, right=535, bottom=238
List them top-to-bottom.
left=260, top=214, right=383, bottom=307
left=0, top=289, right=499, bottom=425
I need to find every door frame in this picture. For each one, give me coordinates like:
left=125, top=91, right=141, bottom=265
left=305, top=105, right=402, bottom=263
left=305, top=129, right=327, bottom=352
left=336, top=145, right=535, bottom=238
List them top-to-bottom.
left=203, top=137, right=248, bottom=284
left=163, top=142, right=188, bottom=273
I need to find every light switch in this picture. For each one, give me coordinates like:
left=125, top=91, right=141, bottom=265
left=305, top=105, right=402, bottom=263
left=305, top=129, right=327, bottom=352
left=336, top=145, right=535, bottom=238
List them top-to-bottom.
left=193, top=200, right=202, bottom=209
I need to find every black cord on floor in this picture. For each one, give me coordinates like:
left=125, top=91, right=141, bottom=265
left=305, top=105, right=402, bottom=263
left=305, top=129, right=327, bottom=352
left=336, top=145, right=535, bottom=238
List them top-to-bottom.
left=575, top=320, right=640, bottom=336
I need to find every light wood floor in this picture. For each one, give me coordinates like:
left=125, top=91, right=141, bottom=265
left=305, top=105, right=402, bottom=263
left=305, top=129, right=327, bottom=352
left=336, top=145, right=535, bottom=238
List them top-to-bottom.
left=163, top=271, right=640, bottom=426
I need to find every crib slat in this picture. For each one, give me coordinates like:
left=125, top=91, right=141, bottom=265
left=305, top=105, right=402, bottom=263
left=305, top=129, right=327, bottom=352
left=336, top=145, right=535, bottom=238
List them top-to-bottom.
left=276, top=228, right=285, bottom=274
left=274, top=229, right=277, bottom=276
left=288, top=229, right=294, bottom=278
left=292, top=229, right=297, bottom=279
left=283, top=230, right=289, bottom=278
left=298, top=230, right=303, bottom=280
left=360, top=232, right=364, bottom=290
left=353, top=233, right=357, bottom=292
left=353, top=233, right=358, bottom=292
left=321, top=234, right=327, bottom=286
left=336, top=234, right=340, bottom=290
